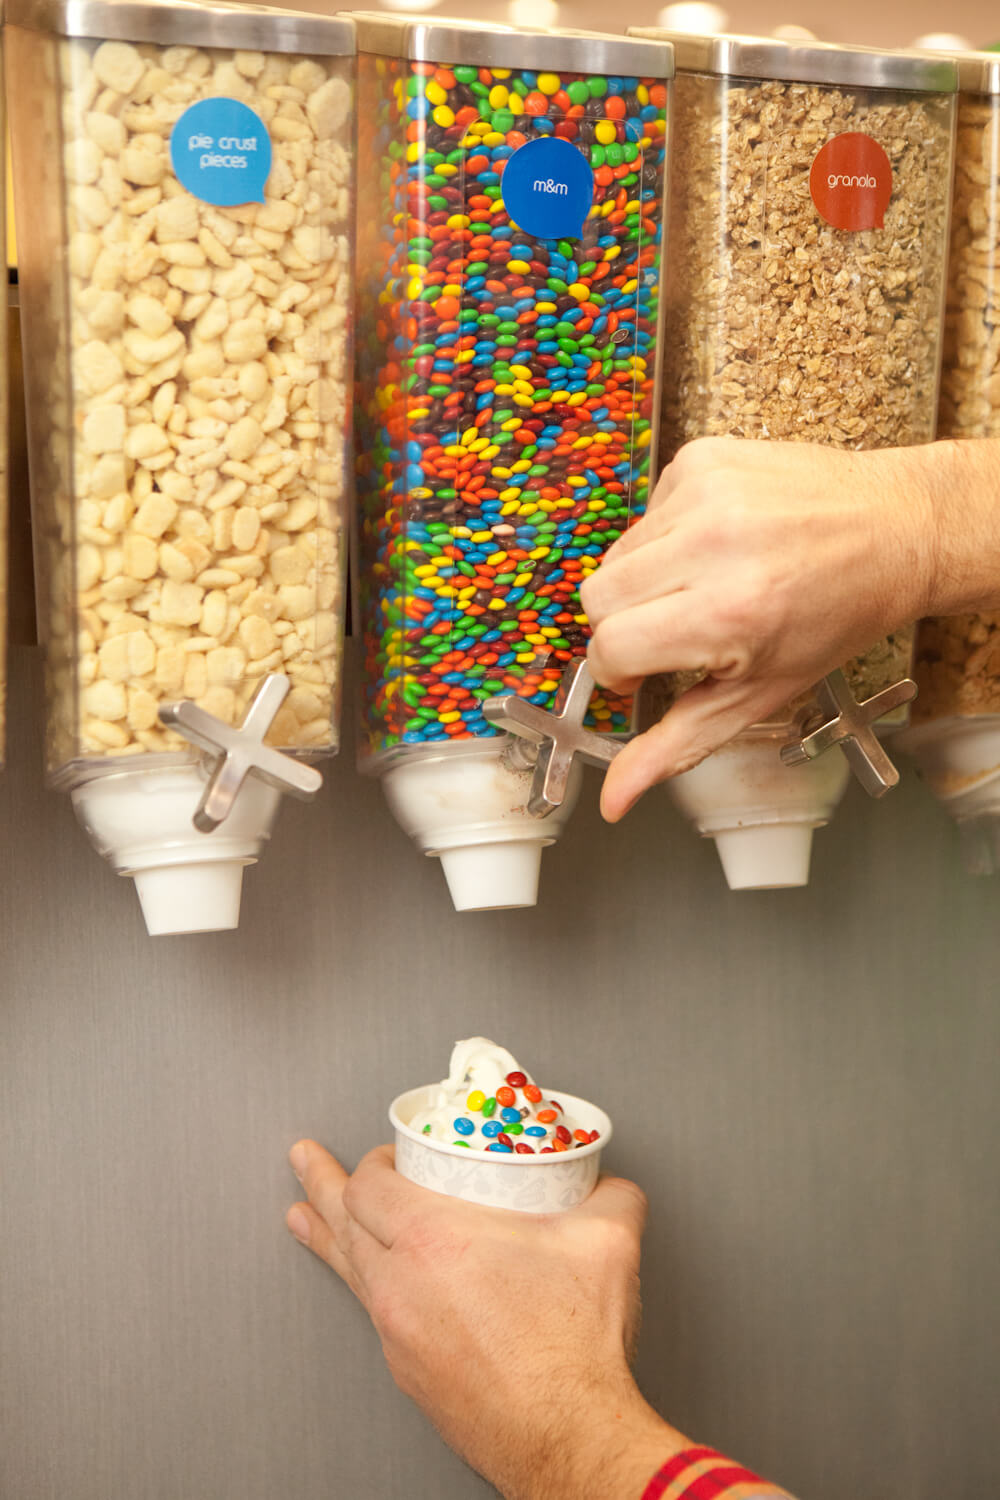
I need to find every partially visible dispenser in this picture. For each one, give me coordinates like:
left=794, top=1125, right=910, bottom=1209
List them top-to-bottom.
left=7, top=0, right=354, bottom=932
left=352, top=15, right=672, bottom=910
left=628, top=29, right=957, bottom=889
left=900, top=54, right=1000, bottom=872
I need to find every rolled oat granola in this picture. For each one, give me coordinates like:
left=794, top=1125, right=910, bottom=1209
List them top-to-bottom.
left=631, top=33, right=956, bottom=721
left=914, top=60, right=1000, bottom=724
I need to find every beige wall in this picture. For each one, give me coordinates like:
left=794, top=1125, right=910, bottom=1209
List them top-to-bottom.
left=330, top=0, right=999, bottom=51
left=2, top=8, right=997, bottom=1492
left=1, top=643, right=997, bottom=1500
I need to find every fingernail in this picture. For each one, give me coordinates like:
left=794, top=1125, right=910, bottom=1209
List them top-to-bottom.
left=289, top=1142, right=308, bottom=1182
left=287, top=1206, right=310, bottom=1245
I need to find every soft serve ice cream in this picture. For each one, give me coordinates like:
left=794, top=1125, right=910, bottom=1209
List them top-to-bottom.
left=407, top=1037, right=600, bottom=1155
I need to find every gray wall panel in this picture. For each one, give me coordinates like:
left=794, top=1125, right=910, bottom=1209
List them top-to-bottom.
left=1, top=645, right=997, bottom=1500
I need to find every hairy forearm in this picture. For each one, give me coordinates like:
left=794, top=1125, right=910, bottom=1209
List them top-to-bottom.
left=919, top=438, right=1000, bottom=618
left=504, top=1384, right=687, bottom=1500
left=505, top=1387, right=800, bottom=1500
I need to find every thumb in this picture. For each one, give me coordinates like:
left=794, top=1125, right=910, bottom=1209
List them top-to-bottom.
left=601, top=675, right=803, bottom=821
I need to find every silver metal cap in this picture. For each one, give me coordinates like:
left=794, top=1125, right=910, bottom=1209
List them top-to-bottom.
left=7, top=0, right=355, bottom=56
left=349, top=11, right=673, bottom=80
left=627, top=28, right=957, bottom=93
left=945, top=50, right=1000, bottom=95
left=483, top=658, right=623, bottom=818
left=780, top=668, right=917, bottom=798
left=158, top=673, right=323, bottom=833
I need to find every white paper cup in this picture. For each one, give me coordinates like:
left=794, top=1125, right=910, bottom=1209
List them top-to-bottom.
left=389, top=1085, right=612, bottom=1214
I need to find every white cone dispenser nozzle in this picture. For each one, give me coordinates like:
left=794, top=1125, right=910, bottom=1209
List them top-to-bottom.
left=378, top=660, right=620, bottom=912
left=660, top=668, right=918, bottom=890
left=71, top=675, right=323, bottom=935
left=896, top=715, right=1000, bottom=874
left=667, top=732, right=851, bottom=889
left=381, top=739, right=582, bottom=911
left=72, top=766, right=283, bottom=935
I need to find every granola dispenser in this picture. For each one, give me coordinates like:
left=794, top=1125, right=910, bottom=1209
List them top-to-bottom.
left=7, top=0, right=354, bottom=932
left=352, top=14, right=672, bottom=910
left=628, top=30, right=957, bottom=888
left=899, top=54, right=1000, bottom=872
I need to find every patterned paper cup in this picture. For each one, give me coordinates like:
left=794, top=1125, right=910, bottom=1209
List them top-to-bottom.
left=389, top=1085, right=612, bottom=1214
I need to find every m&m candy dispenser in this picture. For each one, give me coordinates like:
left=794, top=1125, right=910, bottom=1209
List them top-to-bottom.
left=352, top=14, right=672, bottom=910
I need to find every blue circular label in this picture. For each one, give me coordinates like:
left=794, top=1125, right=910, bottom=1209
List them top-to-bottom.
left=169, top=97, right=272, bottom=208
left=500, top=135, right=594, bottom=241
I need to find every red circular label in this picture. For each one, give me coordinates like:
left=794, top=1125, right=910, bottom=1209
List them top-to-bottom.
left=809, top=133, right=893, bottom=231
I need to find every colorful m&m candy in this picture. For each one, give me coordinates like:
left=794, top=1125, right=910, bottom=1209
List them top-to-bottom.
left=354, top=24, right=671, bottom=761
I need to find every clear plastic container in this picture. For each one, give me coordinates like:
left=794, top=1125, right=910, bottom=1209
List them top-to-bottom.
left=7, top=0, right=355, bottom=930
left=351, top=14, right=672, bottom=909
left=628, top=30, right=957, bottom=887
left=904, top=56, right=1000, bottom=869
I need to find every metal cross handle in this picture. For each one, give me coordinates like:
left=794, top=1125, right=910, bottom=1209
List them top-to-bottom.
left=482, top=657, right=624, bottom=818
left=779, top=668, right=917, bottom=798
left=158, top=673, right=323, bottom=833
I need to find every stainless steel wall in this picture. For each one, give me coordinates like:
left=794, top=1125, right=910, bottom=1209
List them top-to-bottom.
left=0, top=643, right=996, bottom=1500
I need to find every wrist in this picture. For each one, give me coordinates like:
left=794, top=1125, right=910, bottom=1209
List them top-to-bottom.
left=912, top=439, right=1000, bottom=618
left=510, top=1373, right=687, bottom=1500
left=642, top=1443, right=791, bottom=1498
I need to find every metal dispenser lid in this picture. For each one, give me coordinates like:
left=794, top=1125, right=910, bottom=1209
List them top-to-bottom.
left=7, top=0, right=355, bottom=53
left=350, top=11, right=673, bottom=79
left=627, top=28, right=957, bottom=93
left=949, top=51, right=1000, bottom=94
left=483, top=658, right=623, bottom=818
left=780, top=668, right=917, bottom=797
left=159, top=673, right=323, bottom=833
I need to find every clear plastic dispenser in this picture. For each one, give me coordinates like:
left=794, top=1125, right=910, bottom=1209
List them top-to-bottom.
left=7, top=0, right=355, bottom=932
left=351, top=14, right=673, bottom=910
left=628, top=29, right=957, bottom=889
left=901, top=55, right=1000, bottom=871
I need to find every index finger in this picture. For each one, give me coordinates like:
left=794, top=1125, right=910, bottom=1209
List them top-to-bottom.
left=342, top=1143, right=433, bottom=1248
left=574, top=1174, right=649, bottom=1238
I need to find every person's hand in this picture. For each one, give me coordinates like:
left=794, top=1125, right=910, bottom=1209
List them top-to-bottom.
left=581, top=437, right=946, bottom=820
left=286, top=1140, right=685, bottom=1500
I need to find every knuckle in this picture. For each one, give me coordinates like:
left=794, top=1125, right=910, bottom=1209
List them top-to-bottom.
left=673, top=435, right=733, bottom=479
left=581, top=555, right=633, bottom=625
left=718, top=563, right=775, bottom=646
left=578, top=569, right=603, bottom=621
left=587, top=617, right=626, bottom=680
left=340, top=1173, right=364, bottom=1223
left=619, top=1178, right=649, bottom=1221
left=593, top=1213, right=641, bottom=1271
left=368, top=1285, right=403, bottom=1343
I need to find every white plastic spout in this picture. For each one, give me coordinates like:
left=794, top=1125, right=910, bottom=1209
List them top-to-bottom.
left=896, top=715, right=1000, bottom=874
left=666, top=734, right=851, bottom=890
left=379, top=739, right=582, bottom=911
left=71, top=764, right=283, bottom=935
left=438, top=841, right=543, bottom=911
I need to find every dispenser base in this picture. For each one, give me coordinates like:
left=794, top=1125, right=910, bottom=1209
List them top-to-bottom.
left=897, top=715, right=1000, bottom=875
left=667, top=735, right=850, bottom=891
left=379, top=740, right=582, bottom=913
left=72, top=764, right=281, bottom=935
left=713, top=824, right=814, bottom=890
left=437, top=841, right=542, bottom=911
left=131, top=861, right=247, bottom=935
